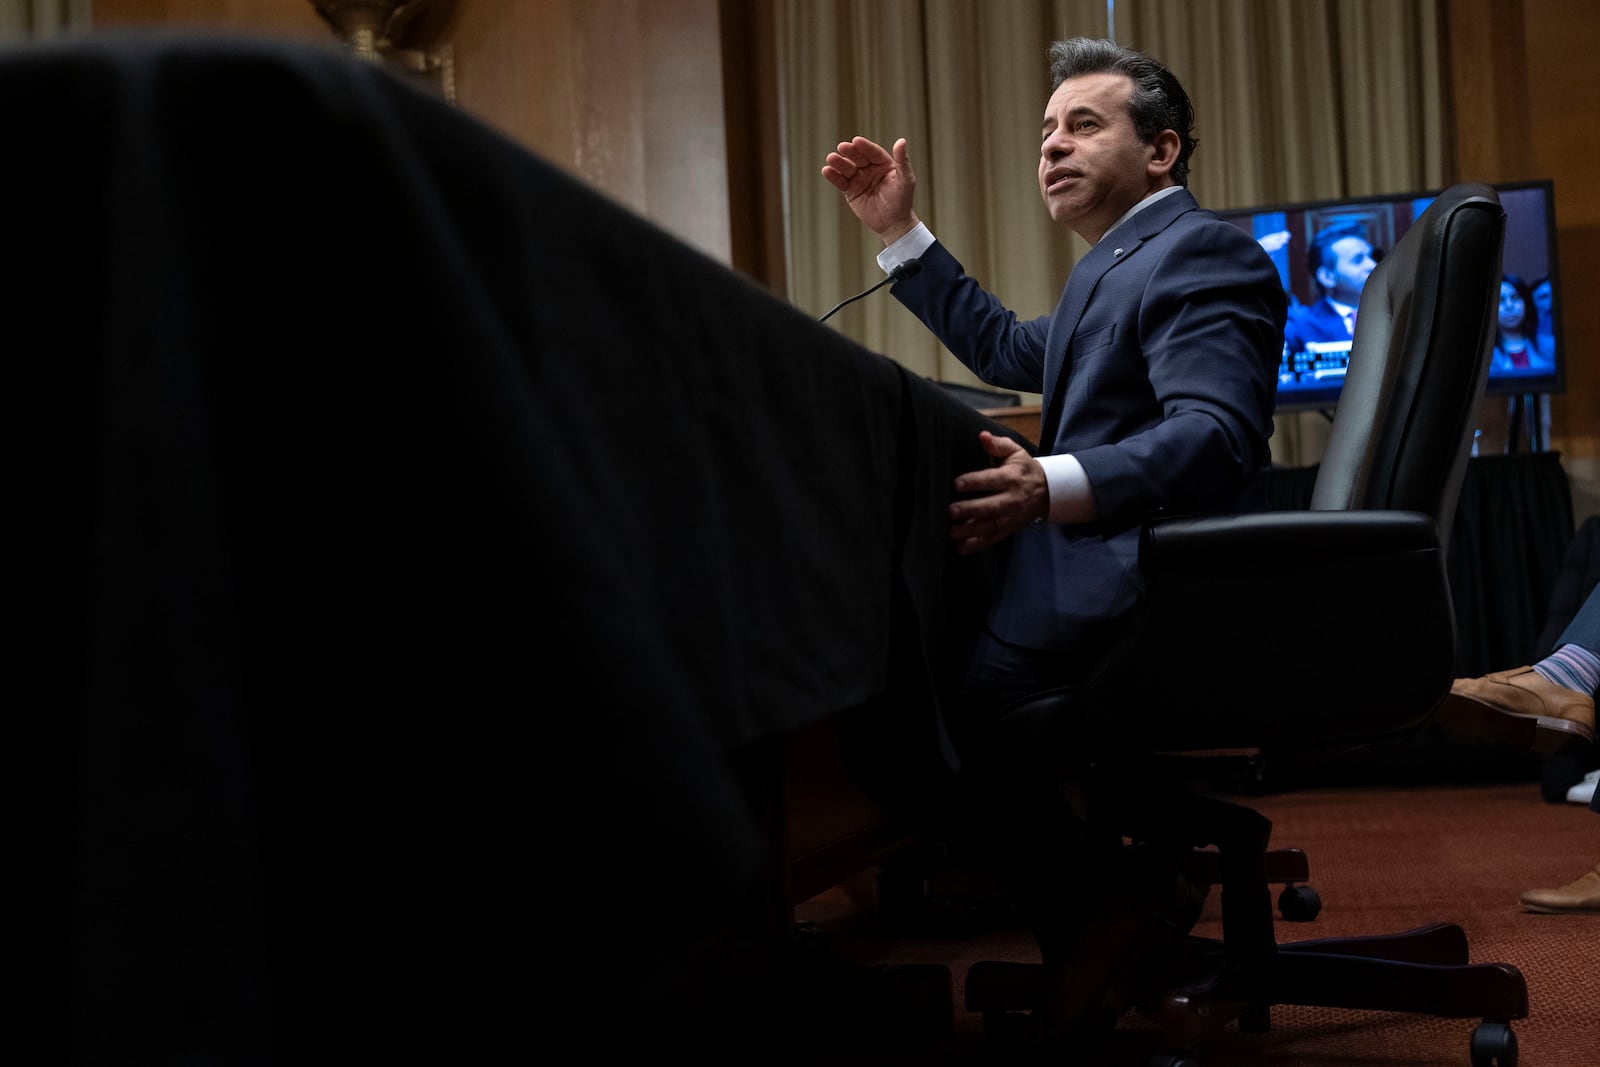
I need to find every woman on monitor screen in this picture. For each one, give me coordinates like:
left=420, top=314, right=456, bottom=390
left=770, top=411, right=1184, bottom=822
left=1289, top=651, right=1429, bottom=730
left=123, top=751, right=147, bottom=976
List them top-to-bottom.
left=1491, top=273, right=1555, bottom=374
left=1532, top=275, right=1557, bottom=359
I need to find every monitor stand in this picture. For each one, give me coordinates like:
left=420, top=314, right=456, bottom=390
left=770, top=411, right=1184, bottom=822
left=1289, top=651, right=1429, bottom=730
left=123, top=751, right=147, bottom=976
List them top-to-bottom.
left=1505, top=391, right=1550, bottom=453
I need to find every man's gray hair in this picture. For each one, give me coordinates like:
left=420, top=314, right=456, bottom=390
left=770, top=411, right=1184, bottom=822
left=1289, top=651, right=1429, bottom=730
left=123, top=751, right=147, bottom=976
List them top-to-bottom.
left=1047, top=37, right=1197, bottom=187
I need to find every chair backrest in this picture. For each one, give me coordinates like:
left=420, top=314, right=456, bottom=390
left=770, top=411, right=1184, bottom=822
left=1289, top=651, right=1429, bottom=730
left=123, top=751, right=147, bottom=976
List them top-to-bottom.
left=1309, top=183, right=1506, bottom=550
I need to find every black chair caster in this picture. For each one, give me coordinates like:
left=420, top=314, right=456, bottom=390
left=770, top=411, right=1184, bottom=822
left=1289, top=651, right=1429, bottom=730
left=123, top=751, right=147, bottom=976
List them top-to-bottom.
left=1277, top=883, right=1321, bottom=921
left=1470, top=1019, right=1518, bottom=1066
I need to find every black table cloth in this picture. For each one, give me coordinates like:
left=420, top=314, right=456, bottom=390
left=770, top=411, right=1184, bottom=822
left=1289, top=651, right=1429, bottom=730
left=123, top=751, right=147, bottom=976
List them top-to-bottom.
left=0, top=32, right=1006, bottom=1062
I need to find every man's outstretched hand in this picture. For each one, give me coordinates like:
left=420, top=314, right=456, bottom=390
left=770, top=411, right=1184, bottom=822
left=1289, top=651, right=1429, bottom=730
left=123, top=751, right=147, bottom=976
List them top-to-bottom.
left=821, top=136, right=920, bottom=246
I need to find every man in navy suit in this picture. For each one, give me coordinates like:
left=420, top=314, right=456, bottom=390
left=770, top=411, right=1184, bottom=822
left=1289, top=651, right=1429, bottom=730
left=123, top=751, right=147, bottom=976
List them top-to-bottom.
left=821, top=36, right=1286, bottom=1048
left=823, top=38, right=1285, bottom=709
left=1283, top=221, right=1376, bottom=364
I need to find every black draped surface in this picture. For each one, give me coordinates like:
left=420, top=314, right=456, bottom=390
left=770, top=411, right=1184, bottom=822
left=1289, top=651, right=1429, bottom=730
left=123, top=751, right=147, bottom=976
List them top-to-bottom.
left=1, top=34, right=1006, bottom=1062
left=1448, top=451, right=1575, bottom=674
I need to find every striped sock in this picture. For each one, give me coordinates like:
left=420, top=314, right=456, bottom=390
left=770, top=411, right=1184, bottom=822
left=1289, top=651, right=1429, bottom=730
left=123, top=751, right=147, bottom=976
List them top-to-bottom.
left=1532, top=644, right=1600, bottom=697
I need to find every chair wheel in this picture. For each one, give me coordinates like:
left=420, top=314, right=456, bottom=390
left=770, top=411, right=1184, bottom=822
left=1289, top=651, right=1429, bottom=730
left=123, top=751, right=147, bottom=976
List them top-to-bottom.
left=1277, top=884, right=1321, bottom=921
left=1470, top=1020, right=1518, bottom=1066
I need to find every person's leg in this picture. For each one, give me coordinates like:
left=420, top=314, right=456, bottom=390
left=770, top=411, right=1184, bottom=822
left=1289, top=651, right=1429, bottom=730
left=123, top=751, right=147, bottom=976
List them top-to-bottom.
left=1534, top=580, right=1600, bottom=692
left=1551, top=581, right=1600, bottom=654
left=1442, top=596, right=1600, bottom=912
left=942, top=627, right=1108, bottom=961
left=945, top=627, right=1199, bottom=1050
left=1433, top=639, right=1597, bottom=756
left=1530, top=643, right=1600, bottom=696
left=1513, top=726, right=1600, bottom=914
left=1519, top=835, right=1600, bottom=915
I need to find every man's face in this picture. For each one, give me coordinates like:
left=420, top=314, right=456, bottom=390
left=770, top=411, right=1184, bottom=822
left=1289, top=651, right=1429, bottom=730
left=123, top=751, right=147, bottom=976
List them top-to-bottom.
left=1038, top=72, right=1163, bottom=243
left=1321, top=235, right=1375, bottom=305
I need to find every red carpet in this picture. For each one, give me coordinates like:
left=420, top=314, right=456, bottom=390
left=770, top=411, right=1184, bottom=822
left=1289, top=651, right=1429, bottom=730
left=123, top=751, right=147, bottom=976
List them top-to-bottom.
left=795, top=780, right=1600, bottom=1064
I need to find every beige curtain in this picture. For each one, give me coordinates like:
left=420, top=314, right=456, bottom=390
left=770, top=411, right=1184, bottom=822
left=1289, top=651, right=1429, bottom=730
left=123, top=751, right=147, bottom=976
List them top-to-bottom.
left=0, top=0, right=89, bottom=39
left=779, top=0, right=1445, bottom=466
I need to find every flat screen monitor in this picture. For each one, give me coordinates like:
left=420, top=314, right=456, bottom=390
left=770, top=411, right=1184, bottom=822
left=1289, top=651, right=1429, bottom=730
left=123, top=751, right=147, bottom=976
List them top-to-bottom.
left=1216, top=179, right=1563, bottom=412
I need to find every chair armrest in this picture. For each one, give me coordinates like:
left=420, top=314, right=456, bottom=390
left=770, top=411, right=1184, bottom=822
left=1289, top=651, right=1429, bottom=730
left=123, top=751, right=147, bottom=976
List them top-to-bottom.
left=1061, top=508, right=1455, bottom=752
left=1141, top=509, right=1442, bottom=571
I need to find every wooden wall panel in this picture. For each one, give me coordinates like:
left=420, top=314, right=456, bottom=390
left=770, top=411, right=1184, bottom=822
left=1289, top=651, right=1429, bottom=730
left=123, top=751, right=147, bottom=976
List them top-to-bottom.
left=94, top=0, right=735, bottom=265
left=94, top=0, right=324, bottom=38
left=449, top=0, right=732, bottom=264
left=716, top=0, right=786, bottom=291
left=1446, top=0, right=1600, bottom=458
left=1520, top=0, right=1600, bottom=457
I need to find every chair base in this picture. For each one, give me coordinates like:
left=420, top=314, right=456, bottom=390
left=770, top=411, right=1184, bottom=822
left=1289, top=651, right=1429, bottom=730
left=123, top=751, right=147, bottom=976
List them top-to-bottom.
left=964, top=787, right=1528, bottom=1065
left=875, top=839, right=1322, bottom=935
left=967, top=923, right=1527, bottom=1061
left=1154, top=923, right=1527, bottom=1039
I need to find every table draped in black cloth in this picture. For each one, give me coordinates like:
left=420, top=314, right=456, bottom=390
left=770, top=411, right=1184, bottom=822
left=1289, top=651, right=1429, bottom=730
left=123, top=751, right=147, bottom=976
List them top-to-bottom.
left=0, top=33, right=1007, bottom=1062
left=1448, top=450, right=1576, bottom=674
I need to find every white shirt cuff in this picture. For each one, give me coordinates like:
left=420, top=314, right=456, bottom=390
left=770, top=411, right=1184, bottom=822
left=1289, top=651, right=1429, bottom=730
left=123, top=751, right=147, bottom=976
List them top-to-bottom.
left=876, top=223, right=935, bottom=275
left=1037, top=452, right=1097, bottom=524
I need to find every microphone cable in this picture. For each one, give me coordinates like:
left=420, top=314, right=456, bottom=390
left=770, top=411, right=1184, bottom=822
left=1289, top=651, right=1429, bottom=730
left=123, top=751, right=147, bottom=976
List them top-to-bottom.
left=818, top=259, right=922, bottom=323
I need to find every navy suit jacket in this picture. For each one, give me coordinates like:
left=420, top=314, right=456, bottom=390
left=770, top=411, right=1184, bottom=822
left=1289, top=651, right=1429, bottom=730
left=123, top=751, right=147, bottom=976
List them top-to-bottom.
left=892, top=188, right=1286, bottom=653
left=1284, top=296, right=1354, bottom=353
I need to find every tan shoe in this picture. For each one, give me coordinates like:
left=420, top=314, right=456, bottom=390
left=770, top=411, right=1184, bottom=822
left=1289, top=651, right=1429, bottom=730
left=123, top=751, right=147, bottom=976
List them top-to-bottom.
left=1432, top=666, right=1595, bottom=756
left=1520, top=863, right=1600, bottom=914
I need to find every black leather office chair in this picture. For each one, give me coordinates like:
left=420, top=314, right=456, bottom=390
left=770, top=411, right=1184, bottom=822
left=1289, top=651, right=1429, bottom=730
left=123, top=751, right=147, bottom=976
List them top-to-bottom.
left=966, top=183, right=1526, bottom=1067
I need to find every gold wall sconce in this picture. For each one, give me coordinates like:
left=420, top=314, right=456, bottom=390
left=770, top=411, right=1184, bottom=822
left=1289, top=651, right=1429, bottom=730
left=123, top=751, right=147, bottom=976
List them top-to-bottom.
left=309, top=0, right=458, bottom=103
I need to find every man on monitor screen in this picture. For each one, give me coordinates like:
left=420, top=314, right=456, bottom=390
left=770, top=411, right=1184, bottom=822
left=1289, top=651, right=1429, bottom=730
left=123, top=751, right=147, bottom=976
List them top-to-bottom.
left=1284, top=221, right=1377, bottom=381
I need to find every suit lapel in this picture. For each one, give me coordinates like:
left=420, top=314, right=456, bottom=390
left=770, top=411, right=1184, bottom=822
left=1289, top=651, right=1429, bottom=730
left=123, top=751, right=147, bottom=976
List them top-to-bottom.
left=1037, top=190, right=1198, bottom=446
